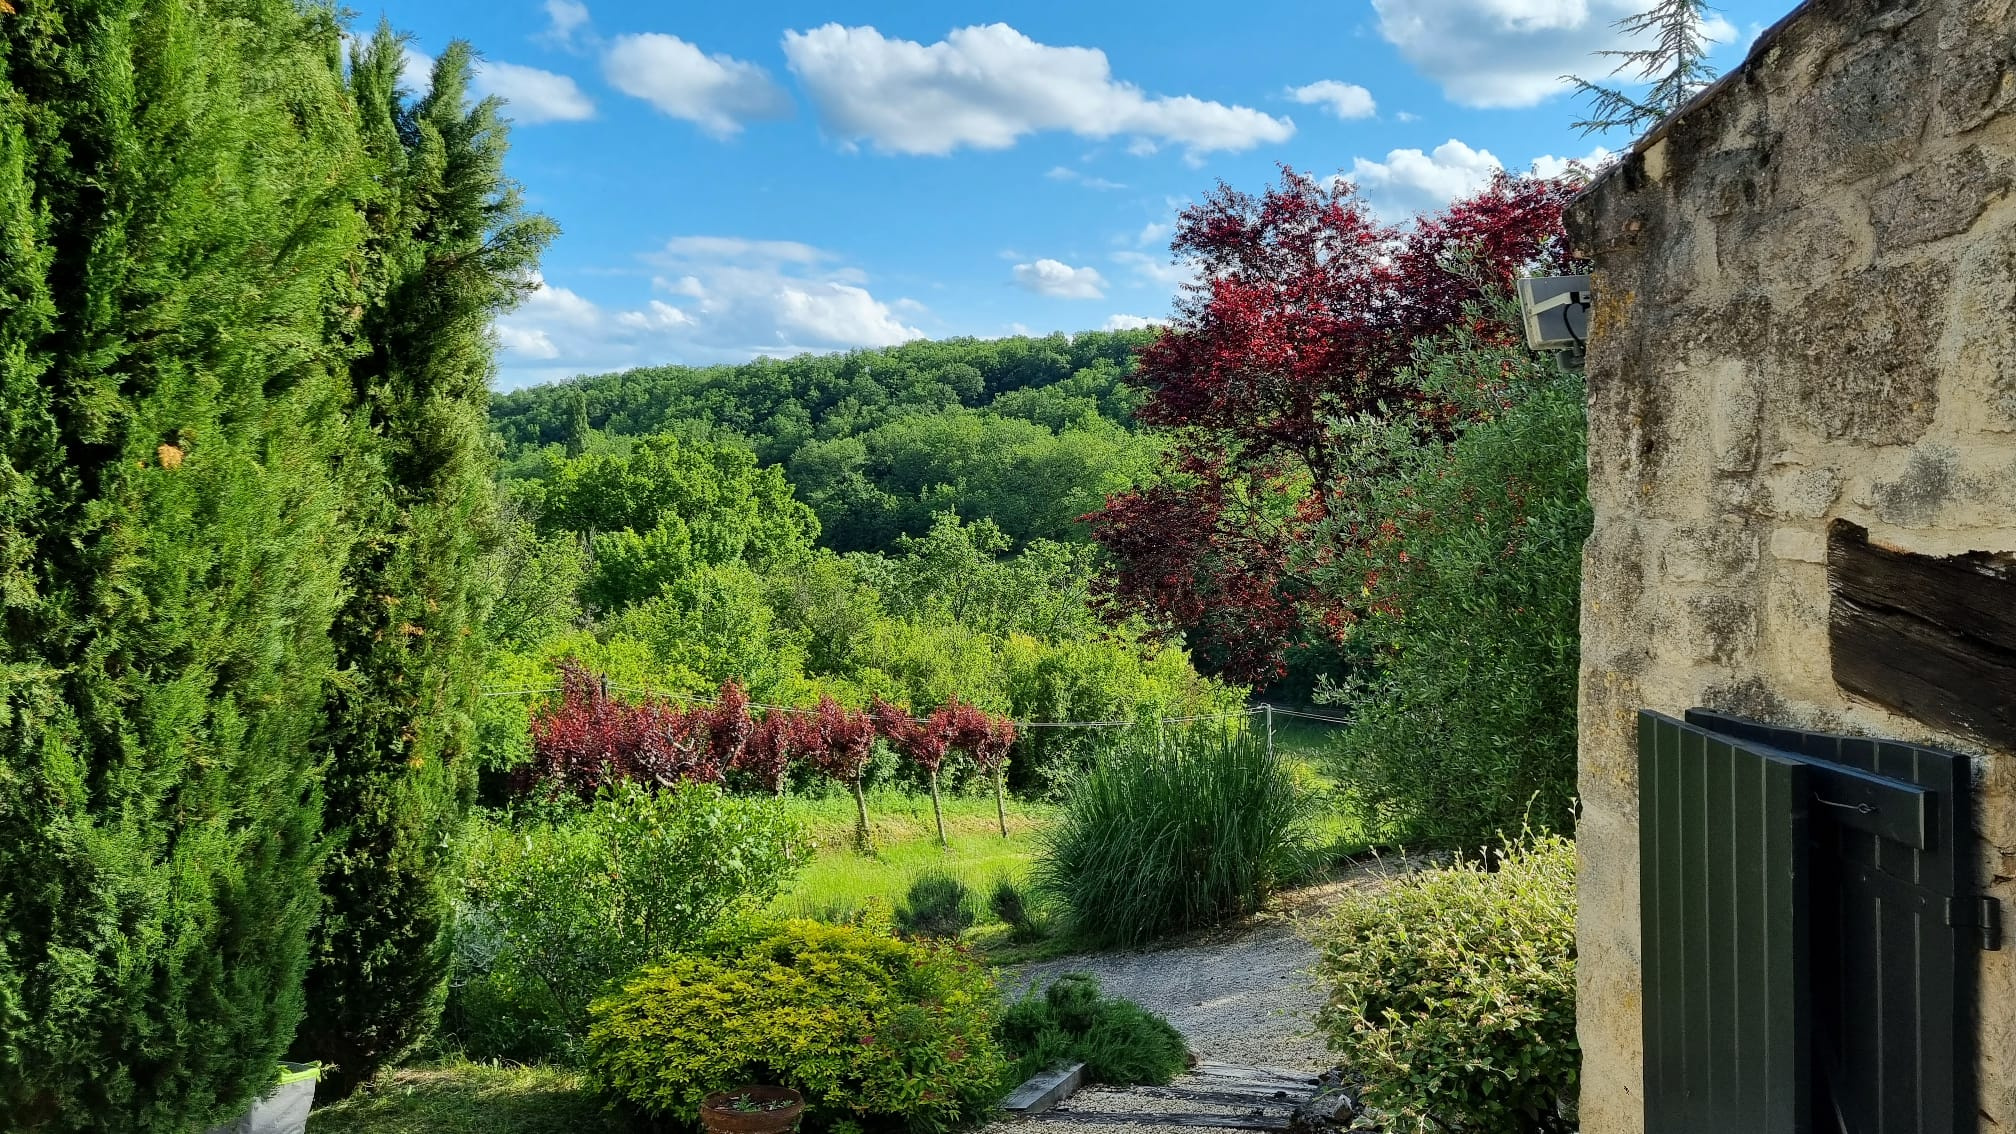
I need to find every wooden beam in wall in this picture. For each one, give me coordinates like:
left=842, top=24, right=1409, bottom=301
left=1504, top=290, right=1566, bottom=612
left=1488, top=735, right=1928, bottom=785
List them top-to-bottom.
left=1828, top=520, right=2016, bottom=753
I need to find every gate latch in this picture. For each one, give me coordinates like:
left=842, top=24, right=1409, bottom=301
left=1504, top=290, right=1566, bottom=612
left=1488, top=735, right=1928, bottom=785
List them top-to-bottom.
left=1946, top=896, right=2004, bottom=951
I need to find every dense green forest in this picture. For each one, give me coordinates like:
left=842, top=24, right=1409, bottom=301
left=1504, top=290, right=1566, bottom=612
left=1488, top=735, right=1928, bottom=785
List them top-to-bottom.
left=489, top=333, right=1161, bottom=552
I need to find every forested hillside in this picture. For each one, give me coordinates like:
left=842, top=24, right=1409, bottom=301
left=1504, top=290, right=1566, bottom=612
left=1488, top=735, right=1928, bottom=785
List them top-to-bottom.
left=489, top=332, right=1160, bottom=552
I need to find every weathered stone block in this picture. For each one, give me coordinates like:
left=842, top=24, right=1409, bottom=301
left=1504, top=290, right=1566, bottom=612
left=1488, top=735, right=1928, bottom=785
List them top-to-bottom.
left=1870, top=146, right=2014, bottom=249
left=1770, top=262, right=1950, bottom=445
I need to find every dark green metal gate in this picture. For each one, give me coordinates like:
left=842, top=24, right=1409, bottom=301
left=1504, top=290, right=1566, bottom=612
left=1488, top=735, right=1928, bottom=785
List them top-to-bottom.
left=1639, top=709, right=1999, bottom=1134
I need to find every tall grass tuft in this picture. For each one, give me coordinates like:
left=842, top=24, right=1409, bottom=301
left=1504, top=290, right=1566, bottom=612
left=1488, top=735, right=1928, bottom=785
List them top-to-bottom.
left=1035, top=730, right=1318, bottom=949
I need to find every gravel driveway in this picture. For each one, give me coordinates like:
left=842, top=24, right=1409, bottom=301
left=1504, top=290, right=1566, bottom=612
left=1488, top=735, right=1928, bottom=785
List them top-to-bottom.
left=1003, top=914, right=1334, bottom=1071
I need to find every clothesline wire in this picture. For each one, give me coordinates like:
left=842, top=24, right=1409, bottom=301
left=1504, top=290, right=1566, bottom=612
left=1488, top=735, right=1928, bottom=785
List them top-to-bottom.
left=481, top=681, right=1352, bottom=732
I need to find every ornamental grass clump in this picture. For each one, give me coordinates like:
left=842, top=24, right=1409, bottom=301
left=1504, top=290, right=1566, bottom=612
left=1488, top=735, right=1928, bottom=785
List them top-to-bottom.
left=1035, top=730, right=1317, bottom=949
left=1313, top=834, right=1577, bottom=1134
left=586, top=920, right=1008, bottom=1134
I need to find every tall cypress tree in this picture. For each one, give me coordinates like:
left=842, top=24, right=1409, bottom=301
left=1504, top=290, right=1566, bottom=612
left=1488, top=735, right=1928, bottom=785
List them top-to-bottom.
left=0, top=1, right=369, bottom=1129
left=289, top=28, right=553, bottom=1096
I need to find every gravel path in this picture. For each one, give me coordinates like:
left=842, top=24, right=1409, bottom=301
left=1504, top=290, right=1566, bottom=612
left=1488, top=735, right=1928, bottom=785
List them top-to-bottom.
left=987, top=865, right=1425, bottom=1134
left=1004, top=914, right=1333, bottom=1071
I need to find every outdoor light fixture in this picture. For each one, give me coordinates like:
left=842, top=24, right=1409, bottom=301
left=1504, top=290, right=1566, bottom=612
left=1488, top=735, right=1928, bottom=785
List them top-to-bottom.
left=1516, top=275, right=1592, bottom=367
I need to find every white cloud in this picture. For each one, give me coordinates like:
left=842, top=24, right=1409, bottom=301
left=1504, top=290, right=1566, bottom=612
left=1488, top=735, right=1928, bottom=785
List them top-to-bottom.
left=541, top=0, right=591, bottom=47
left=1372, top=0, right=1736, bottom=108
left=781, top=23, right=1295, bottom=158
left=603, top=33, right=793, bottom=136
left=401, top=46, right=434, bottom=94
left=473, top=61, right=595, bottom=123
left=1288, top=79, right=1377, bottom=120
left=1395, top=110, right=1421, bottom=122
left=1346, top=139, right=1504, bottom=216
left=1529, top=145, right=1615, bottom=178
left=1048, top=166, right=1128, bottom=190
left=1136, top=220, right=1173, bottom=247
left=492, top=246, right=924, bottom=388
left=1111, top=249, right=1195, bottom=290
left=1012, top=259, right=1108, bottom=300
left=1102, top=313, right=1167, bottom=331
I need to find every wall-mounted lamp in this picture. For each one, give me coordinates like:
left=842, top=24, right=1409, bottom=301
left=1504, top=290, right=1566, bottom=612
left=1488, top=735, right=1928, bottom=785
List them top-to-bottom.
left=1515, top=275, right=1592, bottom=369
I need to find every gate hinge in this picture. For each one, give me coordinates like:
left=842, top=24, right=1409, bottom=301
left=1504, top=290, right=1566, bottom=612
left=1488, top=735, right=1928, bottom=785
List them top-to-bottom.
left=1946, top=896, right=2004, bottom=951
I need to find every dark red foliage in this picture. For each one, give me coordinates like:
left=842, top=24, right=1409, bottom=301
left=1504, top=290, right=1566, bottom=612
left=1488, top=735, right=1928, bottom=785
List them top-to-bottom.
left=1087, top=167, right=1583, bottom=684
left=522, top=662, right=725, bottom=800
left=708, top=682, right=754, bottom=770
left=811, top=695, right=876, bottom=786
left=872, top=696, right=952, bottom=775
left=935, top=700, right=994, bottom=761
left=733, top=708, right=794, bottom=794
left=974, top=715, right=1016, bottom=773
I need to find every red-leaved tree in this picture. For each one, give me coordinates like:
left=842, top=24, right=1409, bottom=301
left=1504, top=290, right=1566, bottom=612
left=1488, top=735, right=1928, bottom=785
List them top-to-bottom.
left=1088, top=168, right=1584, bottom=684
left=812, top=696, right=878, bottom=851
left=873, top=696, right=955, bottom=847
left=937, top=700, right=1016, bottom=837
left=733, top=708, right=794, bottom=796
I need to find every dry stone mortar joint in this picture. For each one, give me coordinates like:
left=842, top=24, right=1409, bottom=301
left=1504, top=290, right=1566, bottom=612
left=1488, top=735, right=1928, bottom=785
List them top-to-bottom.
left=1564, top=0, right=2016, bottom=1126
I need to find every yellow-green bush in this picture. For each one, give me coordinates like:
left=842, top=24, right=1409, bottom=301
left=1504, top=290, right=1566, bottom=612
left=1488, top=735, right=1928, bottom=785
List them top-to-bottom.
left=1314, top=835, right=1577, bottom=1134
left=586, top=920, right=1009, bottom=1133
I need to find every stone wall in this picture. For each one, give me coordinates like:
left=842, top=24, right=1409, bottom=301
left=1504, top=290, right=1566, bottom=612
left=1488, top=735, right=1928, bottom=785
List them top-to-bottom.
left=1562, top=0, right=2016, bottom=1126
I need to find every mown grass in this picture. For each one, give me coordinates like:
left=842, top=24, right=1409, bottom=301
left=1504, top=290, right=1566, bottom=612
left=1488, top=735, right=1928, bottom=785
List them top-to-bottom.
left=772, top=787, right=1054, bottom=923
left=308, top=1061, right=626, bottom=1134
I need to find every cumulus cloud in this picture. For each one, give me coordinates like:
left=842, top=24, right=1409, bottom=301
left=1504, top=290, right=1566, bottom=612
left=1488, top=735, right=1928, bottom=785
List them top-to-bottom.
left=541, top=0, right=591, bottom=47
left=1372, top=0, right=1736, bottom=108
left=781, top=23, right=1294, bottom=158
left=603, top=33, right=793, bottom=135
left=399, top=45, right=435, bottom=94
left=473, top=61, right=595, bottom=122
left=1288, top=80, right=1377, bottom=119
left=1346, top=139, right=1504, bottom=216
left=1529, top=145, right=1616, bottom=178
left=491, top=246, right=923, bottom=388
left=1012, top=259, right=1108, bottom=300
left=1102, top=313, right=1167, bottom=331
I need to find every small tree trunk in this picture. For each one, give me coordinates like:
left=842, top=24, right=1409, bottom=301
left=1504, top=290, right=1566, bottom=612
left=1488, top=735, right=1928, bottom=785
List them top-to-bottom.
left=994, top=768, right=1009, bottom=838
left=929, top=769, right=948, bottom=849
left=850, top=778, right=871, bottom=854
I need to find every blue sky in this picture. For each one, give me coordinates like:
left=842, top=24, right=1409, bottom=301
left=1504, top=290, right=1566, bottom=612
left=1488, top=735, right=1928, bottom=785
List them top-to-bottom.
left=376, top=0, right=1788, bottom=390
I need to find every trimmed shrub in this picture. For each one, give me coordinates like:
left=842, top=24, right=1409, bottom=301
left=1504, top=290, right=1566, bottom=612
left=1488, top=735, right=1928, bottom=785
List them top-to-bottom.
left=1035, top=731, right=1317, bottom=948
left=446, top=783, right=808, bottom=1058
left=1313, top=835, right=1578, bottom=1133
left=896, top=874, right=977, bottom=941
left=586, top=920, right=1009, bottom=1134
left=996, top=973, right=1188, bottom=1086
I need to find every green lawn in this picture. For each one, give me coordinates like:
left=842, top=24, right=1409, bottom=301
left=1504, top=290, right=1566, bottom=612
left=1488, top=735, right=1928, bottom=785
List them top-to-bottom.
left=772, top=787, right=1054, bottom=923
left=309, top=1062, right=627, bottom=1134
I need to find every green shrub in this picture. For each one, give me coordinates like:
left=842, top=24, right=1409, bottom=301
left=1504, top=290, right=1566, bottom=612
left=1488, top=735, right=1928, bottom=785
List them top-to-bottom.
left=1316, top=333, right=1588, bottom=844
left=1035, top=730, right=1317, bottom=948
left=447, top=784, right=809, bottom=1058
left=1314, top=835, right=1578, bottom=1133
left=896, top=874, right=976, bottom=940
left=988, top=879, right=1052, bottom=944
left=586, top=920, right=1009, bottom=1134
left=996, top=973, right=1188, bottom=1086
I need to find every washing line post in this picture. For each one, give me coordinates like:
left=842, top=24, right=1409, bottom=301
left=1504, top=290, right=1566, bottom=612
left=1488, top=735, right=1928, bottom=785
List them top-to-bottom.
left=1264, top=703, right=1274, bottom=761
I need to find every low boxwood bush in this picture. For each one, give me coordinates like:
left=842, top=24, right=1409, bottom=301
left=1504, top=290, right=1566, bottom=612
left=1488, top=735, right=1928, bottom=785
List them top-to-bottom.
left=1035, top=730, right=1317, bottom=948
left=446, top=782, right=809, bottom=1059
left=1314, top=835, right=1577, bottom=1134
left=896, top=873, right=976, bottom=940
left=586, top=920, right=1009, bottom=1134
left=997, top=973, right=1188, bottom=1086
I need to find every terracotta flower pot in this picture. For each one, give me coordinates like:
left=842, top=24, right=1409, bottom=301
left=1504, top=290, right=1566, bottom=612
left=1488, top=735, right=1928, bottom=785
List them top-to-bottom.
left=699, top=1086, right=805, bottom=1134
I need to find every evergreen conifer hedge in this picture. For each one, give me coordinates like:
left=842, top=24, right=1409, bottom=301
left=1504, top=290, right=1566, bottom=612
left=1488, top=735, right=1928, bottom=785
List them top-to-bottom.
left=0, top=1, right=368, bottom=1127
